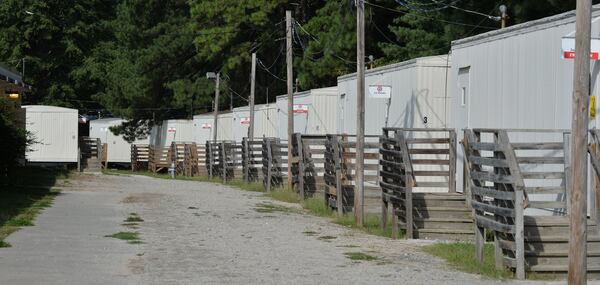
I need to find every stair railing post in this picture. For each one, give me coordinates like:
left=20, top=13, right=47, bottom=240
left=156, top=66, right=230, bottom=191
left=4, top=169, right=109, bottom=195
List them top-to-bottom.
left=397, top=130, right=413, bottom=239
left=448, top=130, right=457, bottom=193
left=296, top=133, right=306, bottom=199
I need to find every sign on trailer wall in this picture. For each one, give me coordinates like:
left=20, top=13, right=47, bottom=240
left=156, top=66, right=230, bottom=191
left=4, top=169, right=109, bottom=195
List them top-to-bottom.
left=561, top=37, right=600, bottom=60
left=368, top=85, right=392, bottom=98
left=293, top=104, right=309, bottom=114
left=240, top=117, right=250, bottom=124
left=201, top=123, right=212, bottom=129
left=167, top=127, right=176, bottom=133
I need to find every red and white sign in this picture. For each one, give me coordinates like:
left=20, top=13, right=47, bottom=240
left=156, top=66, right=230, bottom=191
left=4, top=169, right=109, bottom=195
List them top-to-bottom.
left=562, top=37, right=600, bottom=60
left=368, top=85, right=392, bottom=99
left=293, top=104, right=309, bottom=114
left=240, top=117, right=250, bottom=124
left=201, top=123, right=212, bottom=129
left=167, top=127, right=176, bottom=133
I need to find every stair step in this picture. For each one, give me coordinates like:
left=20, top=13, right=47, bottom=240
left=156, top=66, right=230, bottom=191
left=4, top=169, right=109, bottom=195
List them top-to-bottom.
left=413, top=192, right=467, bottom=201
left=414, top=217, right=472, bottom=223
left=417, top=228, right=473, bottom=235
left=525, top=235, right=600, bottom=242
left=526, top=250, right=600, bottom=257
left=528, top=264, right=600, bottom=272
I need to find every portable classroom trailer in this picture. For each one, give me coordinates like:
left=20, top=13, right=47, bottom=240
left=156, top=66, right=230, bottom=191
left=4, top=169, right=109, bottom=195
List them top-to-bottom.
left=449, top=6, right=600, bottom=199
left=337, top=55, right=451, bottom=136
left=276, top=87, right=339, bottom=139
left=232, top=104, right=278, bottom=140
left=22, top=105, right=78, bottom=163
left=216, top=112, right=234, bottom=141
left=193, top=113, right=214, bottom=145
left=89, top=118, right=150, bottom=164
left=150, top=119, right=196, bottom=147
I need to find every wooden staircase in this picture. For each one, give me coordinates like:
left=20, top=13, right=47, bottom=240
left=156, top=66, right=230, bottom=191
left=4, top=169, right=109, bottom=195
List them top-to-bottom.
left=380, top=128, right=472, bottom=240
left=80, top=137, right=103, bottom=173
left=408, top=193, right=473, bottom=240
left=524, top=216, right=600, bottom=273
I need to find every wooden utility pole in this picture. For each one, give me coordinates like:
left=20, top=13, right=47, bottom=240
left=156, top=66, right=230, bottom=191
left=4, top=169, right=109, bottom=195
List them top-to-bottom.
left=355, top=0, right=365, bottom=226
left=569, top=0, right=591, bottom=283
left=286, top=10, right=294, bottom=190
left=249, top=53, right=256, bottom=140
left=212, top=72, right=220, bottom=142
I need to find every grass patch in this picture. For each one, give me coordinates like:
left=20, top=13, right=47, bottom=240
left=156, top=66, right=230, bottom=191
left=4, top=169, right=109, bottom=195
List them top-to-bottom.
left=0, top=166, right=68, bottom=247
left=227, top=179, right=265, bottom=192
left=266, top=188, right=300, bottom=203
left=301, top=197, right=333, bottom=217
left=253, top=202, right=295, bottom=213
left=124, top=213, right=144, bottom=223
left=334, top=214, right=397, bottom=239
left=302, top=230, right=318, bottom=236
left=105, top=231, right=142, bottom=244
left=422, top=242, right=512, bottom=279
left=344, top=252, right=378, bottom=261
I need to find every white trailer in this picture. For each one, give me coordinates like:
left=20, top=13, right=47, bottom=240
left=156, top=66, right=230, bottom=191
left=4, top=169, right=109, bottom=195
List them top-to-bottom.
left=449, top=6, right=600, bottom=212
left=337, top=55, right=451, bottom=136
left=276, top=87, right=339, bottom=139
left=233, top=104, right=278, bottom=140
left=22, top=105, right=78, bottom=163
left=193, top=113, right=214, bottom=145
left=89, top=118, right=150, bottom=164
left=150, top=119, right=196, bottom=147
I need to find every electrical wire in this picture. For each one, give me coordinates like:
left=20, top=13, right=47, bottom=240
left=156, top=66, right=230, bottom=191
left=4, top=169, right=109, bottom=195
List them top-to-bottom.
left=364, top=1, right=497, bottom=30
left=257, top=58, right=287, bottom=82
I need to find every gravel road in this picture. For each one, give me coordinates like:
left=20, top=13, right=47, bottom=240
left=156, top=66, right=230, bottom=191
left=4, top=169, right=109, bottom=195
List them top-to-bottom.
left=0, top=173, right=585, bottom=284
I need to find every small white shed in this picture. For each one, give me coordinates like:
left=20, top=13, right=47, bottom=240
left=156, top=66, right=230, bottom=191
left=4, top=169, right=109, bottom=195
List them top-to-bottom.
left=337, top=55, right=451, bottom=136
left=276, top=87, right=339, bottom=139
left=233, top=104, right=278, bottom=141
left=22, top=105, right=78, bottom=163
left=193, top=113, right=214, bottom=145
left=89, top=118, right=150, bottom=163
left=150, top=119, right=196, bottom=147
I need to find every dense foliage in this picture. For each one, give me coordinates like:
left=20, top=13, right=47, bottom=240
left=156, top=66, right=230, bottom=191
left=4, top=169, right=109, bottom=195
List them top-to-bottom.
left=0, top=0, right=595, bottom=139
left=0, top=98, right=29, bottom=184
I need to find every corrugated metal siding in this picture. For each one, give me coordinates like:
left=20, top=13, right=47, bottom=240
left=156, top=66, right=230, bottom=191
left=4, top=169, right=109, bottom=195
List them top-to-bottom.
left=449, top=10, right=600, bottom=212
left=337, top=56, right=450, bottom=135
left=275, top=88, right=338, bottom=138
left=255, top=104, right=278, bottom=138
left=23, top=106, right=78, bottom=162
left=232, top=108, right=250, bottom=141
left=217, top=113, right=233, bottom=141
left=193, top=115, right=213, bottom=145
left=153, top=120, right=196, bottom=147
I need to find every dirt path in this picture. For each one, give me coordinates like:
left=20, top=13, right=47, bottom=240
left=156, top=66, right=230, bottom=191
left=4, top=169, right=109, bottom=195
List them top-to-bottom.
left=0, top=173, right=578, bottom=284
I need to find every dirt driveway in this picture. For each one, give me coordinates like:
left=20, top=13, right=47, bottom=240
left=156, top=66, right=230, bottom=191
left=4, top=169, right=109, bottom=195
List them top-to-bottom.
left=0, top=173, right=574, bottom=284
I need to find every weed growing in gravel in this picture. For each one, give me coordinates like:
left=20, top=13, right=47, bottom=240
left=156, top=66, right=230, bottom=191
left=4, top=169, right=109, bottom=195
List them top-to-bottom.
left=124, top=213, right=144, bottom=223
left=302, top=230, right=318, bottom=236
left=105, top=231, right=142, bottom=244
left=317, top=235, right=337, bottom=241
left=0, top=241, right=10, bottom=247
left=422, top=242, right=511, bottom=279
left=344, top=252, right=378, bottom=261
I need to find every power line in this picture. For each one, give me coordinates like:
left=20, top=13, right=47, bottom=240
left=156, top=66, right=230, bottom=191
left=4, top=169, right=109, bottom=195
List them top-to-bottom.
left=364, top=1, right=497, bottom=30
left=293, top=20, right=356, bottom=65
left=257, top=58, right=287, bottom=82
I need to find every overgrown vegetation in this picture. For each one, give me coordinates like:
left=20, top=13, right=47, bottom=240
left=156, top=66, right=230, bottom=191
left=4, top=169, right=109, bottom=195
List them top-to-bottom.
left=0, top=97, right=30, bottom=184
left=0, top=167, right=68, bottom=247
left=124, top=213, right=144, bottom=223
left=422, top=242, right=512, bottom=279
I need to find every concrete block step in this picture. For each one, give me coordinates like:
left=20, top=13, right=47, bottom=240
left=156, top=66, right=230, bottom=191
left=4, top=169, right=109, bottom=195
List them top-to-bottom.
left=413, top=218, right=473, bottom=230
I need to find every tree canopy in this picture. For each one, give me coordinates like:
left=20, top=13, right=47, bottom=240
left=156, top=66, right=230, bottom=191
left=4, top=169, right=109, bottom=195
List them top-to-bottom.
left=0, top=0, right=594, bottom=140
